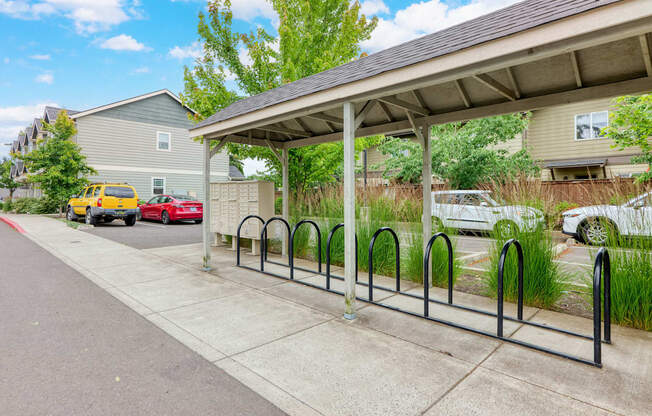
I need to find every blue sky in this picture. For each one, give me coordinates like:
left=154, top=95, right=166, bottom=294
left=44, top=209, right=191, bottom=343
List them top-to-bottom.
left=0, top=0, right=518, bottom=170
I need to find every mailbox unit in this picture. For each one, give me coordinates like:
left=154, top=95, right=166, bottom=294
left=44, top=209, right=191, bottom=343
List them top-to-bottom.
left=210, top=180, right=275, bottom=254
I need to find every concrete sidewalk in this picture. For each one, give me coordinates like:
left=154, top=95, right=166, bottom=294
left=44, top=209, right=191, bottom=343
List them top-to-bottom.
left=5, top=214, right=651, bottom=416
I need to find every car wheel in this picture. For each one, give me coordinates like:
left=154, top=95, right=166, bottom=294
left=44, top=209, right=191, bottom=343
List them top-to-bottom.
left=66, top=206, right=76, bottom=221
left=85, top=209, right=96, bottom=226
left=161, top=211, right=171, bottom=225
left=124, top=215, right=136, bottom=226
left=580, top=218, right=616, bottom=246
left=194, top=219, right=203, bottom=224
left=494, top=220, right=518, bottom=237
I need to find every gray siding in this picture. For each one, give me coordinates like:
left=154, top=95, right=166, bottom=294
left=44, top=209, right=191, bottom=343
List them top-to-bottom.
left=74, top=93, right=229, bottom=200
left=95, top=93, right=194, bottom=129
left=90, top=169, right=226, bottom=201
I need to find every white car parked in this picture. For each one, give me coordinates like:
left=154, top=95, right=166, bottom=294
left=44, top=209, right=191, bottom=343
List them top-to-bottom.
left=431, top=190, right=544, bottom=234
left=562, top=191, right=652, bottom=245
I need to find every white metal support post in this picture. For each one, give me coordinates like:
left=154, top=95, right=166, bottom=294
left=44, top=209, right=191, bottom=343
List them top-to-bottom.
left=343, top=102, right=356, bottom=319
left=422, top=125, right=433, bottom=288
left=202, top=137, right=212, bottom=271
left=282, top=148, right=289, bottom=257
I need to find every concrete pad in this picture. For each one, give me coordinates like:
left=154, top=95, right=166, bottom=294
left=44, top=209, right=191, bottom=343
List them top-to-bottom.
left=62, top=250, right=153, bottom=269
left=91, top=260, right=191, bottom=287
left=260, top=262, right=319, bottom=280
left=214, top=266, right=291, bottom=289
left=120, top=273, right=245, bottom=312
left=301, top=274, right=398, bottom=302
left=263, top=280, right=368, bottom=317
left=423, top=286, right=537, bottom=318
left=105, top=287, right=154, bottom=316
left=162, top=291, right=332, bottom=355
left=381, top=291, right=526, bottom=337
left=354, top=303, right=500, bottom=365
left=483, top=309, right=652, bottom=416
left=146, top=314, right=226, bottom=362
left=234, top=320, right=473, bottom=416
left=216, top=358, right=323, bottom=416
left=425, top=367, right=615, bottom=415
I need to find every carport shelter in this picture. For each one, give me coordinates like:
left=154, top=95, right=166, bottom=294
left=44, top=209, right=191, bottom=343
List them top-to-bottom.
left=191, top=0, right=652, bottom=319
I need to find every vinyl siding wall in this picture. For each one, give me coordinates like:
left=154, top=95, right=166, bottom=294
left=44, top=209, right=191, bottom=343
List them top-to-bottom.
left=74, top=94, right=229, bottom=200
left=527, top=97, right=628, bottom=161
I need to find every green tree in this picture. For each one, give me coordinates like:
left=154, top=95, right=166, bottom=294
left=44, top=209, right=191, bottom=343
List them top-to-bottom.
left=180, top=0, right=377, bottom=191
left=603, top=94, right=652, bottom=182
left=20, top=112, right=96, bottom=215
left=376, top=114, right=539, bottom=188
left=0, top=156, right=21, bottom=199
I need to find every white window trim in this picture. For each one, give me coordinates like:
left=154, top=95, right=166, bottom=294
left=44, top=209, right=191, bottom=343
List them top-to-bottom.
left=574, top=110, right=609, bottom=141
left=156, top=131, right=172, bottom=152
left=152, top=177, right=166, bottom=196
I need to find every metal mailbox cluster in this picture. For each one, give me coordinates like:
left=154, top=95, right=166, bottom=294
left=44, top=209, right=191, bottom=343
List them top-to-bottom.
left=236, top=215, right=612, bottom=367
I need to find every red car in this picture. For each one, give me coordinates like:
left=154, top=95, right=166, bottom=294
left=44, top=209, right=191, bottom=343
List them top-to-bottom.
left=139, top=194, right=203, bottom=225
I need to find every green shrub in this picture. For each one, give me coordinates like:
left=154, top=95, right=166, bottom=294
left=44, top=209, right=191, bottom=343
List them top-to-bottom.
left=275, top=196, right=282, bottom=215
left=10, top=197, right=59, bottom=214
left=2, top=199, right=12, bottom=212
left=549, top=201, right=579, bottom=230
left=403, top=226, right=462, bottom=287
left=485, top=226, right=566, bottom=308
left=587, top=234, right=652, bottom=331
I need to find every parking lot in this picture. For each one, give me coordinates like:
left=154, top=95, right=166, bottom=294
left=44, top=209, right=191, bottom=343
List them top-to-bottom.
left=82, top=219, right=202, bottom=249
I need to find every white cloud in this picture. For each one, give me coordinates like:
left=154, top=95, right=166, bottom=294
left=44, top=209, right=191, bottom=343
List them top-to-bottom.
left=0, top=0, right=142, bottom=34
left=229, top=0, right=276, bottom=21
left=360, top=0, right=389, bottom=16
left=362, top=0, right=520, bottom=52
left=100, top=34, right=149, bottom=51
left=168, top=41, right=202, bottom=60
left=30, top=54, right=51, bottom=60
left=3, top=57, right=9, bottom=64
left=132, top=66, right=149, bottom=74
left=35, top=72, right=53, bottom=84
left=0, top=102, right=58, bottom=156
left=243, top=158, right=268, bottom=177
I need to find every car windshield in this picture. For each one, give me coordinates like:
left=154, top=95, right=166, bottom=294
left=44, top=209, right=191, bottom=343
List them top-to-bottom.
left=104, top=186, right=135, bottom=198
left=172, top=195, right=197, bottom=201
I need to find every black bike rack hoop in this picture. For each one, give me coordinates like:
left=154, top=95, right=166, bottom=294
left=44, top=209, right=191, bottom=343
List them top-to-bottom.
left=236, top=215, right=266, bottom=267
left=260, top=217, right=291, bottom=272
left=289, top=219, right=322, bottom=280
left=325, top=223, right=358, bottom=290
left=368, top=227, right=400, bottom=302
left=423, top=232, right=454, bottom=317
left=497, top=239, right=524, bottom=338
left=592, top=247, right=612, bottom=366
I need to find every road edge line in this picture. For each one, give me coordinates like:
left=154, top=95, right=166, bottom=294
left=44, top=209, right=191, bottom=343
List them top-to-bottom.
left=0, top=216, right=26, bottom=233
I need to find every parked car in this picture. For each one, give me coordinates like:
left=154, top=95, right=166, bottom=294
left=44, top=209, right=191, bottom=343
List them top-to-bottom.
left=66, top=183, right=139, bottom=226
left=432, top=190, right=544, bottom=235
left=562, top=191, right=652, bottom=245
left=139, top=194, right=203, bottom=225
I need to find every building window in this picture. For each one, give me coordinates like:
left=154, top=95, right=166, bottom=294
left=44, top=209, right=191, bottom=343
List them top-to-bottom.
left=575, top=111, right=609, bottom=140
left=157, top=131, right=171, bottom=151
left=152, top=177, right=166, bottom=195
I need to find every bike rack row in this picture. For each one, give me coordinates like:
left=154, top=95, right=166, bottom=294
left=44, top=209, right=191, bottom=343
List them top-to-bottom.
left=235, top=215, right=612, bottom=367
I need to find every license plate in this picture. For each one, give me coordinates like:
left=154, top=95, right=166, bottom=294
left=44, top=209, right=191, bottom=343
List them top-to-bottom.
left=190, top=207, right=197, bottom=212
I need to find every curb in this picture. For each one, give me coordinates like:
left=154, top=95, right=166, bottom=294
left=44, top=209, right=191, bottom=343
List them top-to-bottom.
left=0, top=216, right=26, bottom=233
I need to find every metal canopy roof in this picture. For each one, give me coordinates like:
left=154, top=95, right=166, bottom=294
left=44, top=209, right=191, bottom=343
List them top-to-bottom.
left=190, top=0, right=652, bottom=149
left=546, top=159, right=608, bottom=168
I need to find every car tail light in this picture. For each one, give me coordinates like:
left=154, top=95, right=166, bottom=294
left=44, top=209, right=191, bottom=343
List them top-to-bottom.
left=97, top=198, right=102, bottom=207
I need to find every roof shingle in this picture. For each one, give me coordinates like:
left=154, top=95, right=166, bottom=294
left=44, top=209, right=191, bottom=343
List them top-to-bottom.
left=193, top=0, right=621, bottom=130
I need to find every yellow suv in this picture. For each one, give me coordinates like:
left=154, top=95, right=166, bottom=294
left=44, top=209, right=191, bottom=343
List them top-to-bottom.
left=66, top=183, right=139, bottom=226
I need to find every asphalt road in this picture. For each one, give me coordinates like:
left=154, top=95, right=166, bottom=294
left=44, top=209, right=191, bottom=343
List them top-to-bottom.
left=82, top=218, right=202, bottom=249
left=0, top=222, right=285, bottom=416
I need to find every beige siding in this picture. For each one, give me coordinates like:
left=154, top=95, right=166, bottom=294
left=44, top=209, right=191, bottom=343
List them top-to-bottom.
left=527, top=97, right=626, bottom=161
left=75, top=115, right=228, bottom=175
